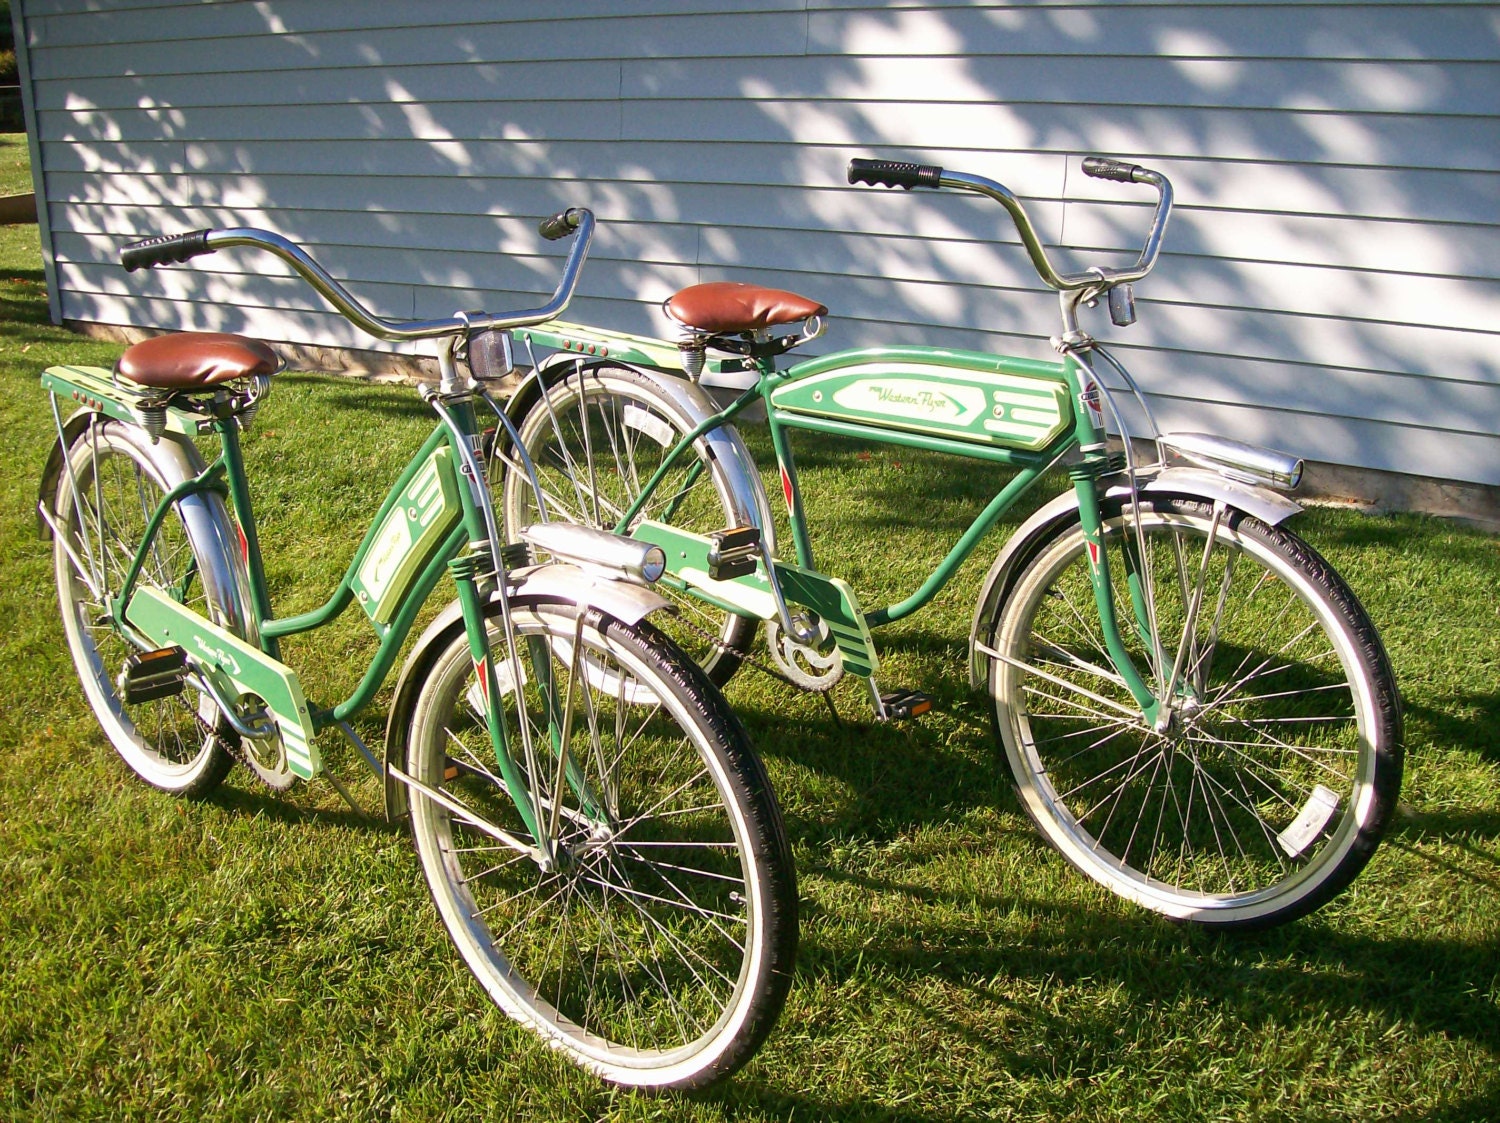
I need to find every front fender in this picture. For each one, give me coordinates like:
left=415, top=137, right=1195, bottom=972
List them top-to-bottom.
left=966, top=467, right=1302, bottom=689
left=380, top=566, right=672, bottom=821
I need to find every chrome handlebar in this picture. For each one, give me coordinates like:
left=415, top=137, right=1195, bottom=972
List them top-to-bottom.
left=850, top=157, right=1173, bottom=294
left=938, top=165, right=1171, bottom=293
left=121, top=209, right=596, bottom=344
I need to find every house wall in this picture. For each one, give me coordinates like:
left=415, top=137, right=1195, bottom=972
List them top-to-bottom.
left=13, top=1, right=1500, bottom=486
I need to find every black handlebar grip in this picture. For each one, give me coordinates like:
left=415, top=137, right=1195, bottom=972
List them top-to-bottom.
left=1081, top=157, right=1146, bottom=184
left=847, top=159, right=943, bottom=191
left=538, top=207, right=584, bottom=241
left=120, top=230, right=214, bottom=272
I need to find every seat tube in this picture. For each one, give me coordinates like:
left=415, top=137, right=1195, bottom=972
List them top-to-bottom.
left=765, top=385, right=814, bottom=568
left=216, top=420, right=278, bottom=657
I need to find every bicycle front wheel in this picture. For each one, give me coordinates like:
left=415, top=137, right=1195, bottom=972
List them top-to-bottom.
left=499, top=364, right=759, bottom=685
left=51, top=419, right=238, bottom=796
left=984, top=497, right=1402, bottom=929
left=404, top=599, right=797, bottom=1089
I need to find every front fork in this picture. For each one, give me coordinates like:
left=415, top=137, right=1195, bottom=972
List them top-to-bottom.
left=435, top=382, right=604, bottom=871
left=1071, top=470, right=1161, bottom=727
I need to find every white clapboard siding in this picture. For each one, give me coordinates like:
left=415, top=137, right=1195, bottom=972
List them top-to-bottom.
left=13, top=0, right=1500, bottom=487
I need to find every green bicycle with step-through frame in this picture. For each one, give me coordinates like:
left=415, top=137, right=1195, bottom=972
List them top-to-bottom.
left=493, top=156, right=1404, bottom=931
left=37, top=209, right=797, bottom=1090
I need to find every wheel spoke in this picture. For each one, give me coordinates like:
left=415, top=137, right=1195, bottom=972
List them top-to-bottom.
left=54, top=426, right=230, bottom=794
left=990, top=499, right=1396, bottom=928
left=404, top=601, right=791, bottom=1082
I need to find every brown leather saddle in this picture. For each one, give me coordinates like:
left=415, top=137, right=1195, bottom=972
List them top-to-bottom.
left=664, top=281, right=826, bottom=337
left=115, top=332, right=282, bottom=392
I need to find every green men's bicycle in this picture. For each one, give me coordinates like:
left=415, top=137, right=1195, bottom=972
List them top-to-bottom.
left=493, top=157, right=1404, bottom=930
left=37, top=210, right=796, bottom=1090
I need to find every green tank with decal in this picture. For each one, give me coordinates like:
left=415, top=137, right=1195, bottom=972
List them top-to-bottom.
left=771, top=346, right=1072, bottom=451
left=350, top=446, right=463, bottom=627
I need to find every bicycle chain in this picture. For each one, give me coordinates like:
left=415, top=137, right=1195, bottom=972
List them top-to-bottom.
left=675, top=615, right=841, bottom=696
left=187, top=697, right=294, bottom=792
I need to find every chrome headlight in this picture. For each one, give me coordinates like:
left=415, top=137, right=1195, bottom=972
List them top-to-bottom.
left=1160, top=432, right=1303, bottom=492
left=520, top=522, right=668, bottom=586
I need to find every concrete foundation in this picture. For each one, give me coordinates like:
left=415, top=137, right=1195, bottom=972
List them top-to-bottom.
left=0, top=192, right=38, bottom=224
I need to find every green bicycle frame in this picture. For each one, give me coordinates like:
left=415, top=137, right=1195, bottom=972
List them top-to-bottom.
left=612, top=341, right=1160, bottom=718
left=75, top=387, right=555, bottom=837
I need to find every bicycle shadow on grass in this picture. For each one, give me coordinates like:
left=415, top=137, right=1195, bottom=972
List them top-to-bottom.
left=727, top=657, right=1500, bottom=1118
left=1403, top=690, right=1500, bottom=767
left=734, top=693, right=1009, bottom=846
left=203, top=771, right=402, bottom=837
left=1386, top=804, right=1500, bottom=897
left=711, top=859, right=1500, bottom=1122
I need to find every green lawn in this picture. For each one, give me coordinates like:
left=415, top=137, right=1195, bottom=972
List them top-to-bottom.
left=1, top=134, right=33, bottom=196
left=1, top=212, right=1497, bottom=1120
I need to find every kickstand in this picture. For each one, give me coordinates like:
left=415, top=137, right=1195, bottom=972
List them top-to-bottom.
left=820, top=690, right=844, bottom=728
left=323, top=721, right=381, bottom=821
left=323, top=768, right=377, bottom=822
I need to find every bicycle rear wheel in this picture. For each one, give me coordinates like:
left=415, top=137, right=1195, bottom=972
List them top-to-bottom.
left=499, top=364, right=759, bottom=686
left=51, top=420, right=239, bottom=795
left=984, top=497, right=1402, bottom=929
left=403, top=599, right=797, bottom=1089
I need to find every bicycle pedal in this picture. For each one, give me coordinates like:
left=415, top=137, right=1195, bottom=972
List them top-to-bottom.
left=707, top=525, right=761, bottom=580
left=118, top=645, right=189, bottom=705
left=878, top=689, right=934, bottom=721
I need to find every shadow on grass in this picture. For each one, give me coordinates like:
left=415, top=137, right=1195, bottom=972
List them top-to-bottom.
left=0, top=265, right=47, bottom=286
left=275, top=370, right=434, bottom=423
left=1301, top=507, right=1498, bottom=553
left=727, top=663, right=1500, bottom=1118
left=1403, top=689, right=1500, bottom=765
left=738, top=700, right=1007, bottom=845
left=205, top=774, right=402, bottom=837
left=1385, top=795, right=1500, bottom=899
left=703, top=881, right=1500, bottom=1121
left=710, top=1088, right=1500, bottom=1123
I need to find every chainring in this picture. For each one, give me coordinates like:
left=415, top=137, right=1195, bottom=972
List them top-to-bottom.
left=765, top=616, right=844, bottom=691
left=227, top=694, right=296, bottom=791
left=239, top=729, right=296, bottom=791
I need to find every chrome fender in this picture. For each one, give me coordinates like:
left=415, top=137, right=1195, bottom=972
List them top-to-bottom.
left=505, top=357, right=777, bottom=556
left=43, top=414, right=258, bottom=648
left=967, top=467, right=1302, bottom=689
left=508, top=563, right=673, bottom=627
left=381, top=565, right=672, bottom=820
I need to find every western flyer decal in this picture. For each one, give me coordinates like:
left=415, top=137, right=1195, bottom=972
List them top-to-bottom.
left=833, top=378, right=986, bottom=427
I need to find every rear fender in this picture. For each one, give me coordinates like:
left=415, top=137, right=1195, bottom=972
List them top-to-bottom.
left=499, top=356, right=776, bottom=555
left=42, top=413, right=257, bottom=648
left=966, top=467, right=1302, bottom=688
left=381, top=567, right=671, bottom=821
